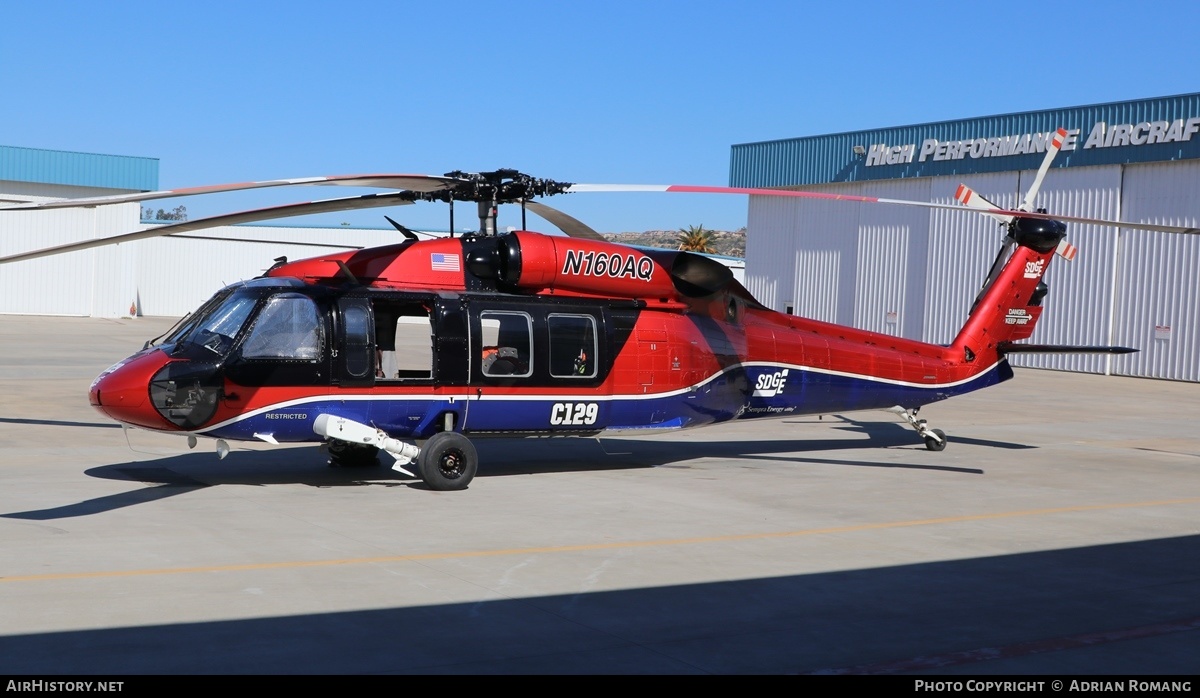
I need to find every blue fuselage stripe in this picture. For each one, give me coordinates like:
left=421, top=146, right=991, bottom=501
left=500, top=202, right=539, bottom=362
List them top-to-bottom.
left=201, top=363, right=1011, bottom=442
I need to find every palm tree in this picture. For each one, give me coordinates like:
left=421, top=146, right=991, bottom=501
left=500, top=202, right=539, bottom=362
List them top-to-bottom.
left=677, top=224, right=716, bottom=253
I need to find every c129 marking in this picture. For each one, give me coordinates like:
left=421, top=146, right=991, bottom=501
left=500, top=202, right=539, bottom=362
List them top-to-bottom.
left=550, top=402, right=599, bottom=426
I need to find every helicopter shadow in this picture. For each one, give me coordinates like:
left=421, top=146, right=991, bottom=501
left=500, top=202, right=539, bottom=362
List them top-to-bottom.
left=474, top=414, right=1005, bottom=478
left=817, top=414, right=1036, bottom=451
left=2, top=415, right=1024, bottom=520
left=0, top=416, right=122, bottom=429
left=476, top=438, right=989, bottom=480
left=1, top=448, right=404, bottom=521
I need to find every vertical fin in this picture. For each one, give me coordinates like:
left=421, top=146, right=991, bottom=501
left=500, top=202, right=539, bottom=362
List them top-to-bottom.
left=950, top=239, right=1058, bottom=362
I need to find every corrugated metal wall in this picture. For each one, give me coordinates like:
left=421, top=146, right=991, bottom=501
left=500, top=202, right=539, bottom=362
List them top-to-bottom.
left=1111, top=160, right=1200, bottom=381
left=748, top=179, right=931, bottom=334
left=853, top=179, right=930, bottom=338
left=748, top=182, right=862, bottom=324
left=745, top=194, right=801, bottom=312
left=0, top=204, right=140, bottom=316
left=855, top=225, right=908, bottom=337
left=793, top=248, right=841, bottom=323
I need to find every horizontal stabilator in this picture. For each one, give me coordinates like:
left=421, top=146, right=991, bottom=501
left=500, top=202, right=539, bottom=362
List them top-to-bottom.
left=997, top=343, right=1138, bottom=354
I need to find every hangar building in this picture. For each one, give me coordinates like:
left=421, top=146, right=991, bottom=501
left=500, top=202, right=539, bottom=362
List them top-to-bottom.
left=732, top=93, right=1200, bottom=382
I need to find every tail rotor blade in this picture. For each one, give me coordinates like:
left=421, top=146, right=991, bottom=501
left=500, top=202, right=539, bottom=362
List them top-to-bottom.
left=1020, top=128, right=1068, bottom=213
left=954, top=184, right=1013, bottom=225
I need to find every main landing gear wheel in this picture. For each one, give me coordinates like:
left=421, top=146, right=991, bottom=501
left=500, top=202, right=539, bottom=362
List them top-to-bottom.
left=924, top=429, right=947, bottom=452
left=418, top=432, right=478, bottom=491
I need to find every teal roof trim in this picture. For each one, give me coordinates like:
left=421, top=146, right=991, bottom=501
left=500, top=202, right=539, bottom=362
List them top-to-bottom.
left=0, top=145, right=158, bottom=191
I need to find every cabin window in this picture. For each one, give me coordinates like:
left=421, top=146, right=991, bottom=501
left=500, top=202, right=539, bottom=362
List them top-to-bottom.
left=242, top=293, right=324, bottom=360
left=372, top=299, right=434, bottom=380
left=479, top=311, right=532, bottom=377
left=548, top=314, right=597, bottom=378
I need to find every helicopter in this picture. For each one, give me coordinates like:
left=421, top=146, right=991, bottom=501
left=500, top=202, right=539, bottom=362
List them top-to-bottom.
left=2, top=134, right=1197, bottom=491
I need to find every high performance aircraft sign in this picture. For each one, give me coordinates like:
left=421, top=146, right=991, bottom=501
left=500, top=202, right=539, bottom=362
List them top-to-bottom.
left=864, top=118, right=1200, bottom=167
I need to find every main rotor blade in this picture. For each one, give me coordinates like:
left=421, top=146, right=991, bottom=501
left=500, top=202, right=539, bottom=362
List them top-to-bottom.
left=0, top=174, right=461, bottom=211
left=568, top=183, right=1200, bottom=235
left=0, top=192, right=414, bottom=265
left=523, top=200, right=606, bottom=241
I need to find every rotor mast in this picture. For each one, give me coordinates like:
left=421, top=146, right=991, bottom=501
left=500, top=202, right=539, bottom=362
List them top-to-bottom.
left=478, top=200, right=497, bottom=237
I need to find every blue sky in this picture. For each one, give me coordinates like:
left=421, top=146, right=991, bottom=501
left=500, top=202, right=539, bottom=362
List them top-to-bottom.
left=3, top=0, right=1199, bottom=235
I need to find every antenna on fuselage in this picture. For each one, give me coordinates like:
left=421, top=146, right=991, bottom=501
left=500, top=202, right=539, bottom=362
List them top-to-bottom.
left=384, top=216, right=418, bottom=241
left=335, top=260, right=360, bottom=286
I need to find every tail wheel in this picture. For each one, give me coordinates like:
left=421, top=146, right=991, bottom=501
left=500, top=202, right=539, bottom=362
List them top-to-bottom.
left=924, top=429, right=947, bottom=452
left=418, top=432, right=478, bottom=491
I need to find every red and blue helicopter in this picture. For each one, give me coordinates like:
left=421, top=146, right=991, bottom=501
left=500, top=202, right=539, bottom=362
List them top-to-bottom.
left=3, top=133, right=1196, bottom=490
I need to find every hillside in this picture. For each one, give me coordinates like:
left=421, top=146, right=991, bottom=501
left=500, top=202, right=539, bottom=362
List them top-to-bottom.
left=601, top=228, right=746, bottom=257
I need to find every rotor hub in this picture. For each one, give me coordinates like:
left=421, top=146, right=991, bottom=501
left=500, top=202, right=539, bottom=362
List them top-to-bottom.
left=416, top=169, right=573, bottom=205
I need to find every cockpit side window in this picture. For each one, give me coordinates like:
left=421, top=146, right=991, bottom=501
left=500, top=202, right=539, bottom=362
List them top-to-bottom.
left=242, top=293, right=324, bottom=360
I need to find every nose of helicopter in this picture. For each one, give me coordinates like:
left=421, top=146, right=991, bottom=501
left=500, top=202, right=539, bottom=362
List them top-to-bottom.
left=89, top=350, right=177, bottom=430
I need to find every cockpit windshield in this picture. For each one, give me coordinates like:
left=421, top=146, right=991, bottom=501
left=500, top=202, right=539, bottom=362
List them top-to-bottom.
left=153, top=290, right=228, bottom=348
left=163, top=290, right=259, bottom=357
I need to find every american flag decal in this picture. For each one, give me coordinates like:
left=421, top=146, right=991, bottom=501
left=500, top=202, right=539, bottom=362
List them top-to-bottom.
left=430, top=253, right=460, bottom=272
